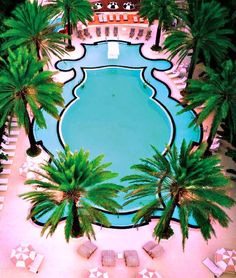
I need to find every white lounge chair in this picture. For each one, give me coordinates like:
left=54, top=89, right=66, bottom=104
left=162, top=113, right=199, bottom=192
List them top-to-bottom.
left=123, top=13, right=128, bottom=21
left=98, top=14, right=103, bottom=23
left=103, top=14, right=108, bottom=22
left=109, top=14, right=114, bottom=21
left=116, top=14, right=120, bottom=22
left=133, top=15, right=138, bottom=23
left=139, top=17, right=144, bottom=23
left=7, top=116, right=17, bottom=122
left=5, top=121, right=18, bottom=127
left=4, top=129, right=20, bottom=136
left=2, top=135, right=18, bottom=143
left=1, top=142, right=16, bottom=150
left=2, top=151, right=15, bottom=157
left=0, top=159, right=13, bottom=165
left=0, top=169, right=11, bottom=175
left=0, top=178, right=8, bottom=184
left=0, top=185, right=8, bottom=191
left=0, top=196, right=5, bottom=202
left=0, top=203, right=3, bottom=210
left=28, top=254, right=44, bottom=273
left=202, top=258, right=224, bottom=277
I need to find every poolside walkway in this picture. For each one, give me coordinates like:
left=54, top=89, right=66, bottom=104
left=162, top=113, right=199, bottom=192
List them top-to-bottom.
left=0, top=23, right=236, bottom=278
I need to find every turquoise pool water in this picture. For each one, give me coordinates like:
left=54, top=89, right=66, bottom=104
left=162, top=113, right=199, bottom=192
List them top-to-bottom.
left=34, top=41, right=202, bottom=228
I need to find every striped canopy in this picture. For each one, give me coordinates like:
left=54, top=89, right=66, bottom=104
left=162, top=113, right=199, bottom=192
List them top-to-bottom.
left=10, top=244, right=36, bottom=268
left=215, top=248, right=236, bottom=273
left=89, top=267, right=109, bottom=278
left=137, top=268, right=162, bottom=278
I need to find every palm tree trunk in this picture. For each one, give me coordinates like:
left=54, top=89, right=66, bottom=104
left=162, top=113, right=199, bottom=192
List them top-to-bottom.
left=65, top=7, right=75, bottom=51
left=154, top=24, right=162, bottom=49
left=35, top=40, right=41, bottom=61
left=187, top=46, right=199, bottom=80
left=25, top=111, right=40, bottom=156
left=161, top=195, right=178, bottom=238
left=71, top=202, right=83, bottom=238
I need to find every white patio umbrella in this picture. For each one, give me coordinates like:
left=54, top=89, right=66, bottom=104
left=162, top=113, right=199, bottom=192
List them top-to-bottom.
left=10, top=243, right=36, bottom=268
left=215, top=248, right=236, bottom=273
left=89, top=267, right=109, bottom=278
left=137, top=268, right=162, bottom=278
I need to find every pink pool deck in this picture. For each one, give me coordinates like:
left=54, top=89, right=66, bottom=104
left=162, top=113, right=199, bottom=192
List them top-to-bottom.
left=0, top=24, right=236, bottom=278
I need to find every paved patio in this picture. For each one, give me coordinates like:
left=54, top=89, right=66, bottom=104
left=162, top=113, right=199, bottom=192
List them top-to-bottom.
left=0, top=24, right=235, bottom=278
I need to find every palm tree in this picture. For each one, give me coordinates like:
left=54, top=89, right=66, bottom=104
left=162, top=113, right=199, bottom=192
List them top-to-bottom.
left=0, top=0, right=67, bottom=61
left=48, top=0, right=93, bottom=51
left=139, top=0, right=181, bottom=51
left=164, top=0, right=234, bottom=79
left=0, top=47, right=64, bottom=156
left=180, top=60, right=236, bottom=154
left=122, top=140, right=235, bottom=249
left=20, top=145, right=123, bottom=242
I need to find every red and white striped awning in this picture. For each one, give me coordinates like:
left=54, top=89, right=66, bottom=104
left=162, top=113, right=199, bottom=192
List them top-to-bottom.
left=10, top=243, right=36, bottom=268
left=215, top=248, right=236, bottom=273
left=137, top=268, right=162, bottom=278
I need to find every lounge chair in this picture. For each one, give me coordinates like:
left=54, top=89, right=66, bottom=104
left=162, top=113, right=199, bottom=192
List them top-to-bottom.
left=123, top=13, right=128, bottom=21
left=98, top=14, right=104, bottom=23
left=103, top=14, right=108, bottom=22
left=109, top=14, right=114, bottom=21
left=116, top=14, right=120, bottom=22
left=133, top=15, right=138, bottom=23
left=139, top=17, right=145, bottom=23
left=105, top=26, right=110, bottom=37
left=113, top=26, right=118, bottom=37
left=96, top=27, right=101, bottom=37
left=84, top=28, right=92, bottom=39
left=129, top=28, right=135, bottom=38
left=136, top=29, right=144, bottom=40
left=77, top=30, right=85, bottom=40
left=145, top=30, right=152, bottom=41
left=165, top=65, right=178, bottom=74
left=7, top=116, right=17, bottom=122
left=5, top=122, right=18, bottom=127
left=4, top=129, right=20, bottom=136
left=2, top=135, right=18, bottom=143
left=1, top=142, right=16, bottom=150
left=2, top=151, right=15, bottom=157
left=0, top=159, right=13, bottom=165
left=0, top=169, right=11, bottom=175
left=0, top=178, right=8, bottom=184
left=0, top=185, right=8, bottom=191
left=0, top=196, right=5, bottom=202
left=0, top=203, right=3, bottom=210
left=78, top=241, right=97, bottom=259
left=142, top=241, right=164, bottom=259
left=101, top=250, right=116, bottom=267
left=124, top=250, right=139, bottom=267
left=29, top=253, right=44, bottom=273
left=202, top=258, right=224, bottom=277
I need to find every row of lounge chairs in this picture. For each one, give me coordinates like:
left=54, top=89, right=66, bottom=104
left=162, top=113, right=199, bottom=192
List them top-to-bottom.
left=95, top=13, right=145, bottom=24
left=95, top=26, right=119, bottom=38
left=129, top=28, right=152, bottom=41
left=165, top=64, right=189, bottom=91
left=0, top=117, right=19, bottom=211
left=78, top=240, right=164, bottom=267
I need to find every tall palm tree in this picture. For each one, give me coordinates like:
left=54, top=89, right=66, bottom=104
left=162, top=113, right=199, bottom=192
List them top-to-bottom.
left=0, top=0, right=67, bottom=61
left=47, top=0, right=93, bottom=51
left=139, top=0, right=181, bottom=51
left=164, top=0, right=234, bottom=79
left=0, top=47, right=64, bottom=156
left=180, top=60, right=236, bottom=154
left=122, top=141, right=235, bottom=249
left=20, top=145, right=123, bottom=242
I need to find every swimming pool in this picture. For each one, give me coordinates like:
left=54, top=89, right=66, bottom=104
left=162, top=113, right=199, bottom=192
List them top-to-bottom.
left=34, top=41, right=202, bottom=228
